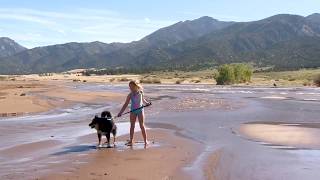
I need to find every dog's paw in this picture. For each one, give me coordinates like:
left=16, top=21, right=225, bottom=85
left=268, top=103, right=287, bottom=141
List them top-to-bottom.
left=97, top=144, right=103, bottom=148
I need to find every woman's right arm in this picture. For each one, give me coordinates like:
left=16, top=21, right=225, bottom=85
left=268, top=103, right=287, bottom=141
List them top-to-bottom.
left=117, top=94, right=130, bottom=117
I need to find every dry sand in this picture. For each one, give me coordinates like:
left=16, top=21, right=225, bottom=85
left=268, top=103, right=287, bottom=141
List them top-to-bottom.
left=0, top=80, right=124, bottom=117
left=0, top=81, right=52, bottom=114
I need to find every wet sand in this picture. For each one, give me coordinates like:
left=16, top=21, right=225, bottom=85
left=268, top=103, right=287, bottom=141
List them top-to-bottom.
left=239, top=122, right=320, bottom=149
left=43, top=129, right=202, bottom=180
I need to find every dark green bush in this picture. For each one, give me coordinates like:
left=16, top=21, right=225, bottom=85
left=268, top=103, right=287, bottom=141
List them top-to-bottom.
left=215, top=63, right=253, bottom=85
left=215, top=64, right=235, bottom=85
left=314, top=74, right=320, bottom=87
left=175, top=79, right=183, bottom=84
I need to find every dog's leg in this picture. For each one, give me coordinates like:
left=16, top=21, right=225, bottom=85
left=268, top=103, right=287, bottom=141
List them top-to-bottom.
left=112, top=126, right=117, bottom=146
left=97, top=133, right=102, bottom=146
left=106, top=133, right=111, bottom=147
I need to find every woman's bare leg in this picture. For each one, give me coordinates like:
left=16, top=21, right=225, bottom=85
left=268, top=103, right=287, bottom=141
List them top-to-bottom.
left=138, top=112, right=148, bottom=145
left=128, top=113, right=137, bottom=145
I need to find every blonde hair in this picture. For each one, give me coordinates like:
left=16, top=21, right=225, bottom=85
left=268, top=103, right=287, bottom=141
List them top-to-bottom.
left=129, top=80, right=143, bottom=91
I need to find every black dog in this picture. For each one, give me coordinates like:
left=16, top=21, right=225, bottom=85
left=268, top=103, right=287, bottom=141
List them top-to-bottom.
left=89, top=111, right=117, bottom=147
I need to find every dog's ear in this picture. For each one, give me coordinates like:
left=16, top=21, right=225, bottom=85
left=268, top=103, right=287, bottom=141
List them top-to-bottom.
left=105, top=111, right=112, bottom=118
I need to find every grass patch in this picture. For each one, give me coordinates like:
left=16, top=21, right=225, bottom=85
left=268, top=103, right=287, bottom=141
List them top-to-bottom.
left=138, top=68, right=320, bottom=86
left=255, top=69, right=320, bottom=81
left=0, top=76, right=7, bottom=81
left=118, top=77, right=132, bottom=82
left=109, top=78, right=116, bottom=82
left=140, top=78, right=161, bottom=84
left=175, top=79, right=184, bottom=84
left=191, top=79, right=201, bottom=83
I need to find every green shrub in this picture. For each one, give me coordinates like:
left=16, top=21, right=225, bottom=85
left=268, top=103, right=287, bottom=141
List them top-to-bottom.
left=215, top=63, right=253, bottom=85
left=234, top=63, right=253, bottom=83
left=215, top=64, right=235, bottom=85
left=82, top=71, right=91, bottom=76
left=38, top=73, right=53, bottom=76
left=314, top=74, right=320, bottom=87
left=0, top=76, right=7, bottom=81
left=118, top=77, right=132, bottom=82
left=140, top=78, right=161, bottom=84
left=152, top=79, right=162, bottom=84
left=191, top=79, right=201, bottom=83
left=303, top=81, right=312, bottom=86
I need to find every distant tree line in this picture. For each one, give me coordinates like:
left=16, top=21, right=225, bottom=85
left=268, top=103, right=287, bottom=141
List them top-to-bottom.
left=82, top=63, right=216, bottom=76
left=214, top=63, right=253, bottom=85
left=82, top=68, right=155, bottom=76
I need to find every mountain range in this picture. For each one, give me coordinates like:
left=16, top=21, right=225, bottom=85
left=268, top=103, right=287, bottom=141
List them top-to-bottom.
left=0, top=13, right=320, bottom=74
left=0, top=37, right=27, bottom=58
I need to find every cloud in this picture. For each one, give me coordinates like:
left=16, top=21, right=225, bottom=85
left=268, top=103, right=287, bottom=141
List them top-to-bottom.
left=0, top=8, right=175, bottom=47
left=0, top=8, right=117, bottom=22
left=0, top=13, right=55, bottom=25
left=144, top=17, right=151, bottom=23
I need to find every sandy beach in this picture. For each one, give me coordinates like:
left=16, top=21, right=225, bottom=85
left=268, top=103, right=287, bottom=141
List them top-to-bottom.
left=0, top=76, right=320, bottom=180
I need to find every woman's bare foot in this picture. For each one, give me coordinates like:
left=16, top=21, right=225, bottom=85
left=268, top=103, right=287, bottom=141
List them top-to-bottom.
left=125, top=141, right=133, bottom=146
left=144, top=141, right=149, bottom=149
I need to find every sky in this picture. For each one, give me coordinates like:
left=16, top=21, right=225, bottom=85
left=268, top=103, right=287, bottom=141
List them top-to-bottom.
left=0, top=0, right=319, bottom=48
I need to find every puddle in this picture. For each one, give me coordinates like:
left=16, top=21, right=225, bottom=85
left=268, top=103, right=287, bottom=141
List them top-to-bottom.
left=149, top=95, right=178, bottom=101
left=260, top=96, right=288, bottom=100
left=52, top=141, right=160, bottom=155
left=113, top=141, right=160, bottom=151
left=52, top=145, right=97, bottom=155
left=47, top=160, right=66, bottom=164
